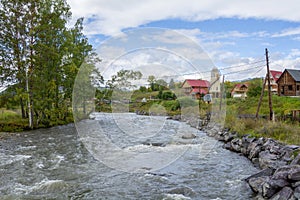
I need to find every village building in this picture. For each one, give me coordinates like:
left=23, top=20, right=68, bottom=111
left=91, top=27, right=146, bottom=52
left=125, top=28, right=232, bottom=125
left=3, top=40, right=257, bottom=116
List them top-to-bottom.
left=209, top=67, right=221, bottom=98
left=277, top=69, right=300, bottom=96
left=265, top=70, right=282, bottom=94
left=181, top=79, right=210, bottom=99
left=231, top=83, right=249, bottom=98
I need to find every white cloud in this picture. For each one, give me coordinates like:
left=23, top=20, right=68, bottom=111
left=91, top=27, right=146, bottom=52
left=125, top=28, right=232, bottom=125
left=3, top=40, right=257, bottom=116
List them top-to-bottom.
left=67, top=0, right=300, bottom=36
left=272, top=27, right=300, bottom=37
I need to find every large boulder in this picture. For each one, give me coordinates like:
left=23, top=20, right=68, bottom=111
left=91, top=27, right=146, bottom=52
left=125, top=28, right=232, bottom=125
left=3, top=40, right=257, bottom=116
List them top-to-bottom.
left=230, top=138, right=242, bottom=152
left=259, top=151, right=279, bottom=169
left=291, top=154, right=300, bottom=165
left=273, top=165, right=300, bottom=180
left=288, top=166, right=300, bottom=181
left=245, top=168, right=274, bottom=182
left=248, top=176, right=269, bottom=193
left=262, top=181, right=279, bottom=198
left=270, top=186, right=294, bottom=200
left=294, top=186, right=300, bottom=199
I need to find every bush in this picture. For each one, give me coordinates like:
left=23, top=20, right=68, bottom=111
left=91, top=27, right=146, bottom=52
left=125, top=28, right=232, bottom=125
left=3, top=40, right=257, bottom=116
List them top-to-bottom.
left=177, top=97, right=198, bottom=107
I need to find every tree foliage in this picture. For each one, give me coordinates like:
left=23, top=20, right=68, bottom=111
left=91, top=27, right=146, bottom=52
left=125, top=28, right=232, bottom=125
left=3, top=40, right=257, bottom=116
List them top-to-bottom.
left=0, top=0, right=100, bottom=128
left=247, top=78, right=263, bottom=97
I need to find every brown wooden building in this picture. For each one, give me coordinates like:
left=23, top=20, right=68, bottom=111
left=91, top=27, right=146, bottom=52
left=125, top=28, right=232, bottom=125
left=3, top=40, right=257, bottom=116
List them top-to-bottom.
left=277, top=69, right=300, bottom=96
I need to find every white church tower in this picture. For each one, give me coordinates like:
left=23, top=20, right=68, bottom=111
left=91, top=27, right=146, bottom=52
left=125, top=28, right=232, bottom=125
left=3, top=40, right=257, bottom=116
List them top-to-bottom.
left=210, top=67, right=221, bottom=98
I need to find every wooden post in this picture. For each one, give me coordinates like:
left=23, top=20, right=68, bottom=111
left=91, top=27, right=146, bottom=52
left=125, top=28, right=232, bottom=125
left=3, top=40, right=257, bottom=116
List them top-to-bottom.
left=266, top=48, right=273, bottom=121
left=255, top=75, right=267, bottom=120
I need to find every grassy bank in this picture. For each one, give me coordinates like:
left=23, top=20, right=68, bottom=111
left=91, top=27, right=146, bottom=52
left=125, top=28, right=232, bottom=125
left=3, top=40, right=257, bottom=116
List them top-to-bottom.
left=225, top=96, right=300, bottom=145
left=0, top=108, right=73, bottom=133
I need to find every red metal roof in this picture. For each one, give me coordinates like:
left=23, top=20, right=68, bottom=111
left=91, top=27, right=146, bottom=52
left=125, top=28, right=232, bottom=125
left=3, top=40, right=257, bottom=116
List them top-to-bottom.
left=270, top=70, right=282, bottom=82
left=185, top=79, right=210, bottom=87
left=191, top=88, right=208, bottom=94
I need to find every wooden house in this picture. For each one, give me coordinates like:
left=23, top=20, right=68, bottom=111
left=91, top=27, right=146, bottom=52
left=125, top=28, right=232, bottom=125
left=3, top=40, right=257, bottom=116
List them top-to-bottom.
left=277, top=69, right=300, bottom=96
left=265, top=70, right=282, bottom=94
left=181, top=79, right=210, bottom=99
left=231, top=83, right=248, bottom=98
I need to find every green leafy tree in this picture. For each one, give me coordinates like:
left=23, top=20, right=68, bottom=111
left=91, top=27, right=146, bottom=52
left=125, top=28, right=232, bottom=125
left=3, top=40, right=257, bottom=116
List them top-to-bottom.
left=0, top=0, right=99, bottom=128
left=106, top=69, right=142, bottom=89
left=247, top=78, right=263, bottom=97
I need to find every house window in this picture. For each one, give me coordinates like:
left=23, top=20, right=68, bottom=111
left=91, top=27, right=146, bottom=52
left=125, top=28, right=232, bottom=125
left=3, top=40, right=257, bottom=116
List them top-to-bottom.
left=288, top=85, right=293, bottom=91
left=297, top=85, right=300, bottom=91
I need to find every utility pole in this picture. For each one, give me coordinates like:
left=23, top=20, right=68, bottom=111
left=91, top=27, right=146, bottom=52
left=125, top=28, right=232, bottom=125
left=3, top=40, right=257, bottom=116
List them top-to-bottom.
left=266, top=48, right=273, bottom=121
left=255, top=75, right=267, bottom=119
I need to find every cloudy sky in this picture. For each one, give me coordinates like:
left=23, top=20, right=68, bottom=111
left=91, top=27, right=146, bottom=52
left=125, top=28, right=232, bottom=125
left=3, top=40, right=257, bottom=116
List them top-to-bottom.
left=67, top=0, right=300, bottom=81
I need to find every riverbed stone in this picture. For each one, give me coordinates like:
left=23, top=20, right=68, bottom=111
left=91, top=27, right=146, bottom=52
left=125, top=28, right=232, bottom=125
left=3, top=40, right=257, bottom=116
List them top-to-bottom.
left=181, top=133, right=196, bottom=140
left=224, top=133, right=234, bottom=142
left=231, top=138, right=242, bottom=152
left=223, top=142, right=232, bottom=150
left=249, top=146, right=262, bottom=160
left=259, top=151, right=279, bottom=169
left=291, top=154, right=300, bottom=165
left=272, top=165, right=299, bottom=180
left=288, top=166, right=300, bottom=181
left=245, top=168, right=274, bottom=182
left=248, top=177, right=268, bottom=193
left=262, top=181, right=279, bottom=198
left=270, top=186, right=294, bottom=200
left=294, top=186, right=300, bottom=199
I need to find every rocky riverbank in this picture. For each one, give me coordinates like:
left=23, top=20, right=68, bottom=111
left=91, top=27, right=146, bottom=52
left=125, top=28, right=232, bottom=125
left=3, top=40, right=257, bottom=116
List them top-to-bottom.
left=166, top=114, right=300, bottom=199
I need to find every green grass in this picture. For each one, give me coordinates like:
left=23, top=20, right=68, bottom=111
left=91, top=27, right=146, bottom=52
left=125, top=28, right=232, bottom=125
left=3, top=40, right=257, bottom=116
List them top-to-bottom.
left=225, top=95, right=300, bottom=145
left=0, top=109, right=29, bottom=132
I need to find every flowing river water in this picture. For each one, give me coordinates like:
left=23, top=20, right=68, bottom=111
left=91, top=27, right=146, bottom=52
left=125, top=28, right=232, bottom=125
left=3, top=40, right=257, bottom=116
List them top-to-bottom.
left=0, top=113, right=259, bottom=199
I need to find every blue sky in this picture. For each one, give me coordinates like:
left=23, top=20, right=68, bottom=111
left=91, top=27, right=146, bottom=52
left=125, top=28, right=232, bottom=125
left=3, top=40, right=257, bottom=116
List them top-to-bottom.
left=67, top=0, right=300, bottom=81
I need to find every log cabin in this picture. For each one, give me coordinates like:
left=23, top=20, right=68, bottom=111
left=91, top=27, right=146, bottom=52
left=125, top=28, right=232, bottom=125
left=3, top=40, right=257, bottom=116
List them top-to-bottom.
left=277, top=69, right=300, bottom=96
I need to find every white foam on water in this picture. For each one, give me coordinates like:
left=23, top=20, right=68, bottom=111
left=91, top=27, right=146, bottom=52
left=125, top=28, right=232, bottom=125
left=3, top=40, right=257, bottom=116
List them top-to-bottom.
left=0, top=153, right=31, bottom=166
left=14, top=178, right=66, bottom=195
left=163, top=193, right=191, bottom=200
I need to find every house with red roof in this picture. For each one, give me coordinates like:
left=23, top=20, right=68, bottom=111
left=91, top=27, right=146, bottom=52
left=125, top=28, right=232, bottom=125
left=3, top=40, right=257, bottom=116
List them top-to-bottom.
left=265, top=70, right=282, bottom=94
left=182, top=79, right=210, bottom=99
left=231, top=83, right=249, bottom=98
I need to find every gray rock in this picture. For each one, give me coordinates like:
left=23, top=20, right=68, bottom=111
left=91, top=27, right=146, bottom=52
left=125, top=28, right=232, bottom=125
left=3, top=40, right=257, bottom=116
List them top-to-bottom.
left=181, top=133, right=196, bottom=139
left=224, top=133, right=234, bottom=142
left=215, top=134, right=225, bottom=141
left=231, top=138, right=242, bottom=152
left=223, top=142, right=232, bottom=150
left=249, top=146, right=262, bottom=160
left=240, top=147, right=247, bottom=155
left=259, top=151, right=280, bottom=169
left=291, top=154, right=300, bottom=165
left=273, top=165, right=300, bottom=180
left=288, top=166, right=300, bottom=181
left=245, top=168, right=274, bottom=182
left=248, top=177, right=268, bottom=193
left=268, top=178, right=290, bottom=188
left=262, top=181, right=279, bottom=198
left=291, top=181, right=300, bottom=188
left=168, top=186, right=196, bottom=197
left=294, top=186, right=300, bottom=199
left=270, top=187, right=294, bottom=200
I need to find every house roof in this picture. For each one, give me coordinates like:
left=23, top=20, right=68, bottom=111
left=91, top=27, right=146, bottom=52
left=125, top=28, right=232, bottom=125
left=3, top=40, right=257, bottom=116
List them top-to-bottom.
left=286, top=69, right=300, bottom=82
left=270, top=70, right=282, bottom=82
left=183, top=79, right=210, bottom=87
left=231, top=83, right=248, bottom=93
left=234, top=83, right=248, bottom=89
left=191, top=88, right=208, bottom=94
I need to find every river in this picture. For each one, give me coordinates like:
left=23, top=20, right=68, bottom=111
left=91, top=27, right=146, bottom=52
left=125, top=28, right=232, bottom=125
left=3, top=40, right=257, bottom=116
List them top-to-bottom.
left=0, top=113, right=258, bottom=199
